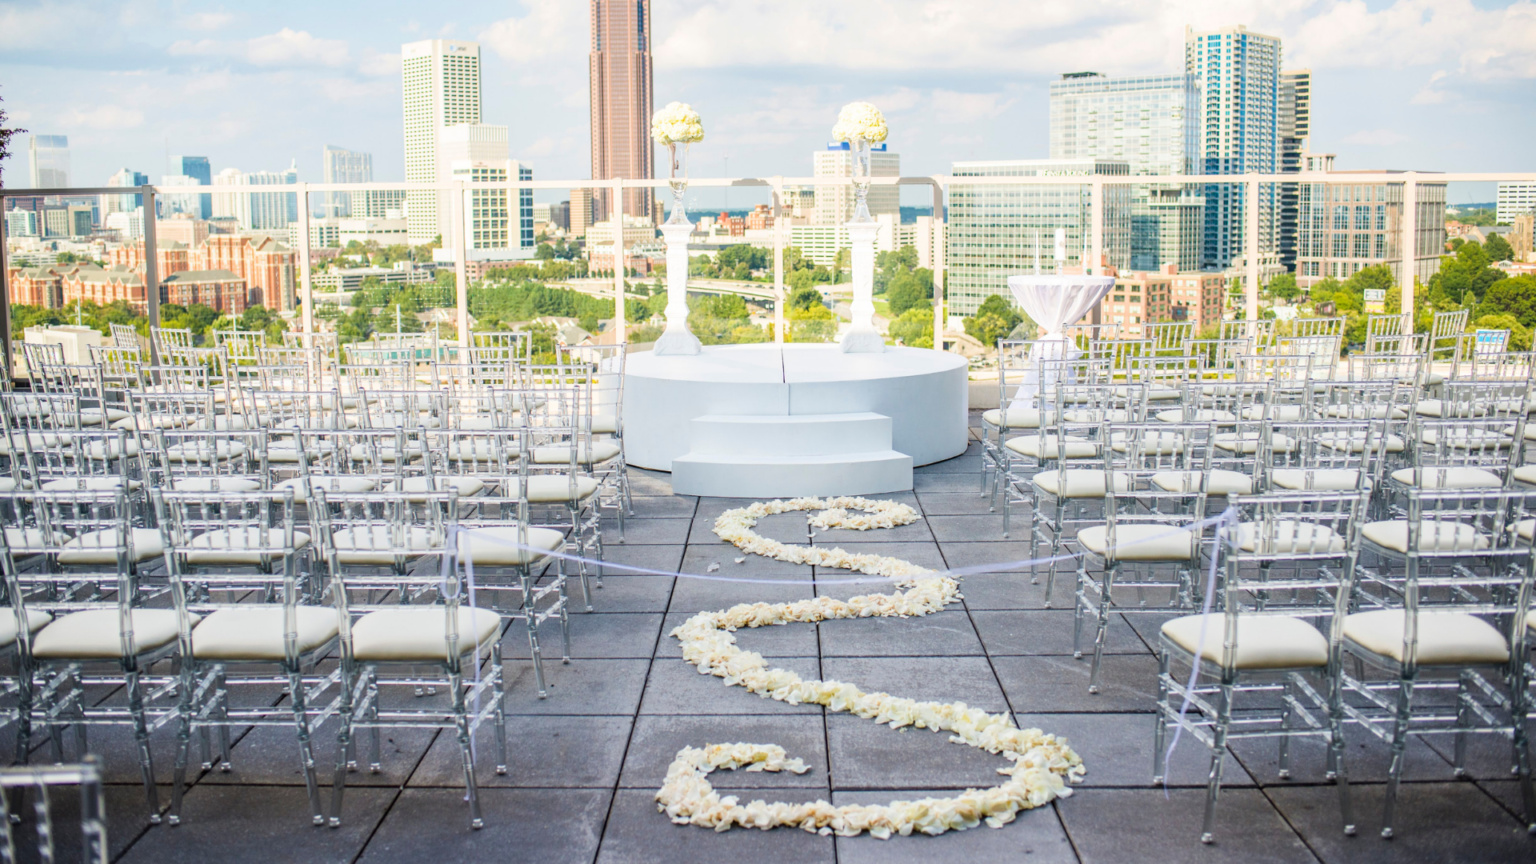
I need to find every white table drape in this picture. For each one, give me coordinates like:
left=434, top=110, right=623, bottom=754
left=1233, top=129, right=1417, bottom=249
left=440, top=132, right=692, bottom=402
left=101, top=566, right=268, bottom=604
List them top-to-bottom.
left=1005, top=274, right=1116, bottom=409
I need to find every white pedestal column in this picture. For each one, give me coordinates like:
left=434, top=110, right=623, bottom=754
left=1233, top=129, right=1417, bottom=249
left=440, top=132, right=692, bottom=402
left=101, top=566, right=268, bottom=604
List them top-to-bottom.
left=653, top=220, right=702, bottom=355
left=840, top=220, right=884, bottom=353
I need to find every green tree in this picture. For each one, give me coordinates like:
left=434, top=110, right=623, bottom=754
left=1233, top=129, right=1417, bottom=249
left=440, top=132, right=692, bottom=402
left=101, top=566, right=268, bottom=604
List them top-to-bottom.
left=0, top=89, right=24, bottom=187
left=1485, top=232, right=1514, bottom=262
left=1430, top=241, right=1506, bottom=305
left=534, top=243, right=556, bottom=261
left=55, top=251, right=83, bottom=265
left=886, top=270, right=928, bottom=317
left=1267, top=272, right=1299, bottom=303
left=1477, top=275, right=1536, bottom=328
left=786, top=286, right=831, bottom=321
left=963, top=294, right=1023, bottom=349
left=887, top=307, right=934, bottom=348
left=1472, top=312, right=1532, bottom=351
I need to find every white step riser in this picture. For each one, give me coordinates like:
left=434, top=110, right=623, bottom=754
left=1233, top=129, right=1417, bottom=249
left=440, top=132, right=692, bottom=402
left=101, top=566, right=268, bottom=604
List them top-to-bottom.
left=687, top=412, right=892, bottom=457
left=672, top=452, right=913, bottom=498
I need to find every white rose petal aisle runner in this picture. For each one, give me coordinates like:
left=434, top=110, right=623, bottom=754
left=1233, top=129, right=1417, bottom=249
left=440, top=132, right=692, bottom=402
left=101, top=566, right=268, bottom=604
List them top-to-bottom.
left=658, top=497, right=1086, bottom=839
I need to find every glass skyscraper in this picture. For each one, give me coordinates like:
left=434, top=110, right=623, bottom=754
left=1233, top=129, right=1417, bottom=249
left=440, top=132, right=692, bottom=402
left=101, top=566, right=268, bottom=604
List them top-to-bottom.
left=1185, top=25, right=1282, bottom=275
left=1050, top=72, right=1202, bottom=273
left=29, top=135, right=70, bottom=188
left=171, top=156, right=213, bottom=218
left=947, top=159, right=1131, bottom=317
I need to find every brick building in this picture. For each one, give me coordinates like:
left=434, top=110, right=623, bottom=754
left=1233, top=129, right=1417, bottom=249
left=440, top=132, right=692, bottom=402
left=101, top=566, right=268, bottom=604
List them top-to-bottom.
left=194, top=235, right=297, bottom=312
left=109, top=240, right=191, bottom=278
left=1098, top=264, right=1227, bottom=336
left=62, top=265, right=148, bottom=310
left=162, top=269, right=250, bottom=312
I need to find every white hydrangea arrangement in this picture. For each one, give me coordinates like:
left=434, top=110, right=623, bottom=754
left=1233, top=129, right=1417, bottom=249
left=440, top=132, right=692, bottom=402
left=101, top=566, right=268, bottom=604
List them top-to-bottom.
left=650, top=101, right=705, bottom=145
left=831, top=101, right=889, bottom=144
left=656, top=497, right=1085, bottom=839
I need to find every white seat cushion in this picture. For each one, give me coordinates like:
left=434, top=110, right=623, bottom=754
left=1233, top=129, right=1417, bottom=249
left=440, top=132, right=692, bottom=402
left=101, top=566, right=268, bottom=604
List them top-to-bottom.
left=1414, top=399, right=1489, bottom=419
left=1240, top=404, right=1305, bottom=422
left=1322, top=404, right=1409, bottom=420
left=78, top=408, right=131, bottom=426
left=984, top=408, right=1047, bottom=429
left=1061, top=408, right=1133, bottom=424
left=1154, top=408, right=1235, bottom=424
left=367, top=412, right=440, bottom=430
left=589, top=412, right=619, bottom=435
left=197, top=415, right=256, bottom=432
left=1419, top=429, right=1512, bottom=450
left=1110, top=431, right=1186, bottom=455
left=1214, top=432, right=1297, bottom=454
left=1316, top=432, right=1405, bottom=454
left=0, top=433, right=58, bottom=455
left=1004, top=435, right=1096, bottom=460
left=84, top=438, right=140, bottom=459
left=265, top=440, right=336, bottom=464
left=443, top=440, right=507, bottom=462
left=165, top=441, right=247, bottom=462
left=348, top=441, right=427, bottom=463
left=531, top=441, right=622, bottom=465
left=1516, top=464, right=1536, bottom=486
left=1389, top=467, right=1503, bottom=489
left=1270, top=468, right=1362, bottom=491
left=1151, top=469, right=1252, bottom=496
left=1032, top=470, right=1132, bottom=498
left=273, top=475, right=377, bottom=504
left=512, top=475, right=601, bottom=503
left=398, top=476, right=488, bottom=501
left=40, top=477, right=140, bottom=492
left=169, top=477, right=262, bottom=493
left=0, top=478, right=29, bottom=493
left=1515, top=518, right=1533, bottom=542
left=1360, top=519, right=1489, bottom=554
left=1232, top=521, right=1344, bottom=554
left=1077, top=523, right=1197, bottom=562
left=455, top=524, right=565, bottom=566
left=331, top=525, right=440, bottom=565
left=4, top=527, right=55, bottom=554
left=59, top=528, right=163, bottom=565
left=184, top=528, right=312, bottom=565
left=191, top=606, right=339, bottom=661
left=350, top=606, right=501, bottom=662
left=31, top=609, right=196, bottom=659
left=1344, top=609, right=1509, bottom=665
left=0, top=610, right=54, bottom=647
left=1162, top=614, right=1329, bottom=669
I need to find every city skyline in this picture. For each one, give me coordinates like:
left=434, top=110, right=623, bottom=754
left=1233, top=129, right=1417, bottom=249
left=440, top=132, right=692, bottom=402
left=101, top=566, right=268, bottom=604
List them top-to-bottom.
left=1, top=0, right=1532, bottom=207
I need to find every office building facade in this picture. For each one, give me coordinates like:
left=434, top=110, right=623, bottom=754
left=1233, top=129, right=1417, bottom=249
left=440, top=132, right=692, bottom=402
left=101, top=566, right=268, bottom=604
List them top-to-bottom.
left=589, top=0, right=654, bottom=221
left=1185, top=26, right=1282, bottom=276
left=402, top=39, right=482, bottom=243
left=1278, top=69, right=1312, bottom=273
left=1049, top=71, right=1203, bottom=273
left=322, top=145, right=373, bottom=218
left=170, top=156, right=213, bottom=218
left=947, top=159, right=1132, bottom=317
left=103, top=169, right=148, bottom=215
left=1295, top=172, right=1447, bottom=288
left=1497, top=182, right=1536, bottom=224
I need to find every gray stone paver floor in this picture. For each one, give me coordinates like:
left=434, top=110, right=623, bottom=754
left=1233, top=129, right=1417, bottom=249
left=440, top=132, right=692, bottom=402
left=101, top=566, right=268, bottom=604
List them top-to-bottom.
left=47, top=415, right=1535, bottom=861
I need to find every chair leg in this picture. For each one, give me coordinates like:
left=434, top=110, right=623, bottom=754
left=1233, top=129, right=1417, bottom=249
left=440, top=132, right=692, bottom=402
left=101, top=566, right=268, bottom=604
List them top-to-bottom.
left=1044, top=498, right=1066, bottom=606
left=569, top=509, right=593, bottom=612
left=555, top=561, right=572, bottom=664
left=1072, top=563, right=1089, bottom=660
left=1088, top=564, right=1115, bottom=693
left=522, top=569, right=549, bottom=698
left=492, top=645, right=508, bottom=776
left=1152, top=648, right=1171, bottom=783
left=214, top=666, right=233, bottom=771
left=329, top=666, right=363, bottom=828
left=169, top=667, right=195, bottom=826
left=126, top=668, right=161, bottom=824
left=289, top=668, right=324, bottom=826
left=450, top=669, right=484, bottom=829
left=366, top=670, right=382, bottom=773
left=1453, top=670, right=1472, bottom=777
left=1327, top=675, right=1356, bottom=836
left=1199, top=677, right=1235, bottom=844
left=1277, top=677, right=1295, bottom=780
left=1381, top=677, right=1415, bottom=839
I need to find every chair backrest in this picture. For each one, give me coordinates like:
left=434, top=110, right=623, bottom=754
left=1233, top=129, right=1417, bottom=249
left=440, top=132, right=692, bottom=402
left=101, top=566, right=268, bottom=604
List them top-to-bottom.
left=1220, top=319, right=1276, bottom=353
left=110, top=321, right=141, bottom=350
left=1143, top=321, right=1194, bottom=354
left=149, top=427, right=267, bottom=491
left=0, top=757, right=109, bottom=864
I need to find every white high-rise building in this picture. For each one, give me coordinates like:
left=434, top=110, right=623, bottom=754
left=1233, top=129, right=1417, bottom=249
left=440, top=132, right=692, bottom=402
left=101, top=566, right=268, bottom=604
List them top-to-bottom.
left=1185, top=25, right=1283, bottom=276
left=401, top=39, right=482, bottom=244
left=1050, top=72, right=1203, bottom=273
left=434, top=124, right=534, bottom=260
left=29, top=135, right=70, bottom=188
left=812, top=144, right=899, bottom=226
left=322, top=145, right=373, bottom=218
left=211, top=163, right=299, bottom=230
left=103, top=169, right=147, bottom=215
left=158, top=175, right=202, bottom=217
left=1497, top=182, right=1536, bottom=224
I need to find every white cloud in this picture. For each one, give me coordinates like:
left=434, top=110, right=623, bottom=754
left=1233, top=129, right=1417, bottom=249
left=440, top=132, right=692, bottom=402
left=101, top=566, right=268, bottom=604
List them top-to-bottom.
left=480, top=0, right=584, bottom=63
left=179, top=11, right=235, bottom=32
left=169, top=28, right=352, bottom=69
left=929, top=90, right=1013, bottom=124
left=1344, top=128, right=1408, bottom=146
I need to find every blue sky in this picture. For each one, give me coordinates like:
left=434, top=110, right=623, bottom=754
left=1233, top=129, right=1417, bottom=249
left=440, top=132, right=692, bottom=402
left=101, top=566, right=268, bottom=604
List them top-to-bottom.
left=2, top=0, right=1530, bottom=207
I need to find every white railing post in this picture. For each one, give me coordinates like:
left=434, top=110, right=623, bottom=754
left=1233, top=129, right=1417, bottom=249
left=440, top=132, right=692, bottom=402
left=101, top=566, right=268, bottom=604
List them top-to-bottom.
left=1401, top=173, right=1417, bottom=342
left=772, top=177, right=785, bottom=345
left=932, top=177, right=946, bottom=352
left=1089, top=177, right=1103, bottom=276
left=613, top=178, right=626, bottom=341
left=1246, top=178, right=1260, bottom=322
left=452, top=180, right=469, bottom=347
left=296, top=182, right=314, bottom=347
left=142, top=187, right=159, bottom=330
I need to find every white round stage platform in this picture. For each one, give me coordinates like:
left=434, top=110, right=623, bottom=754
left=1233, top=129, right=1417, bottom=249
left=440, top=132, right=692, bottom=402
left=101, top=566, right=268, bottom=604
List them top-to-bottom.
left=622, top=344, right=968, bottom=498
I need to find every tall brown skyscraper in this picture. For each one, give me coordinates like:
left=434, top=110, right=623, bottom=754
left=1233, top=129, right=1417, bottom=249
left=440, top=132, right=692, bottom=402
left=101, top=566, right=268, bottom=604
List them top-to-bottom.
left=589, top=0, right=654, bottom=222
